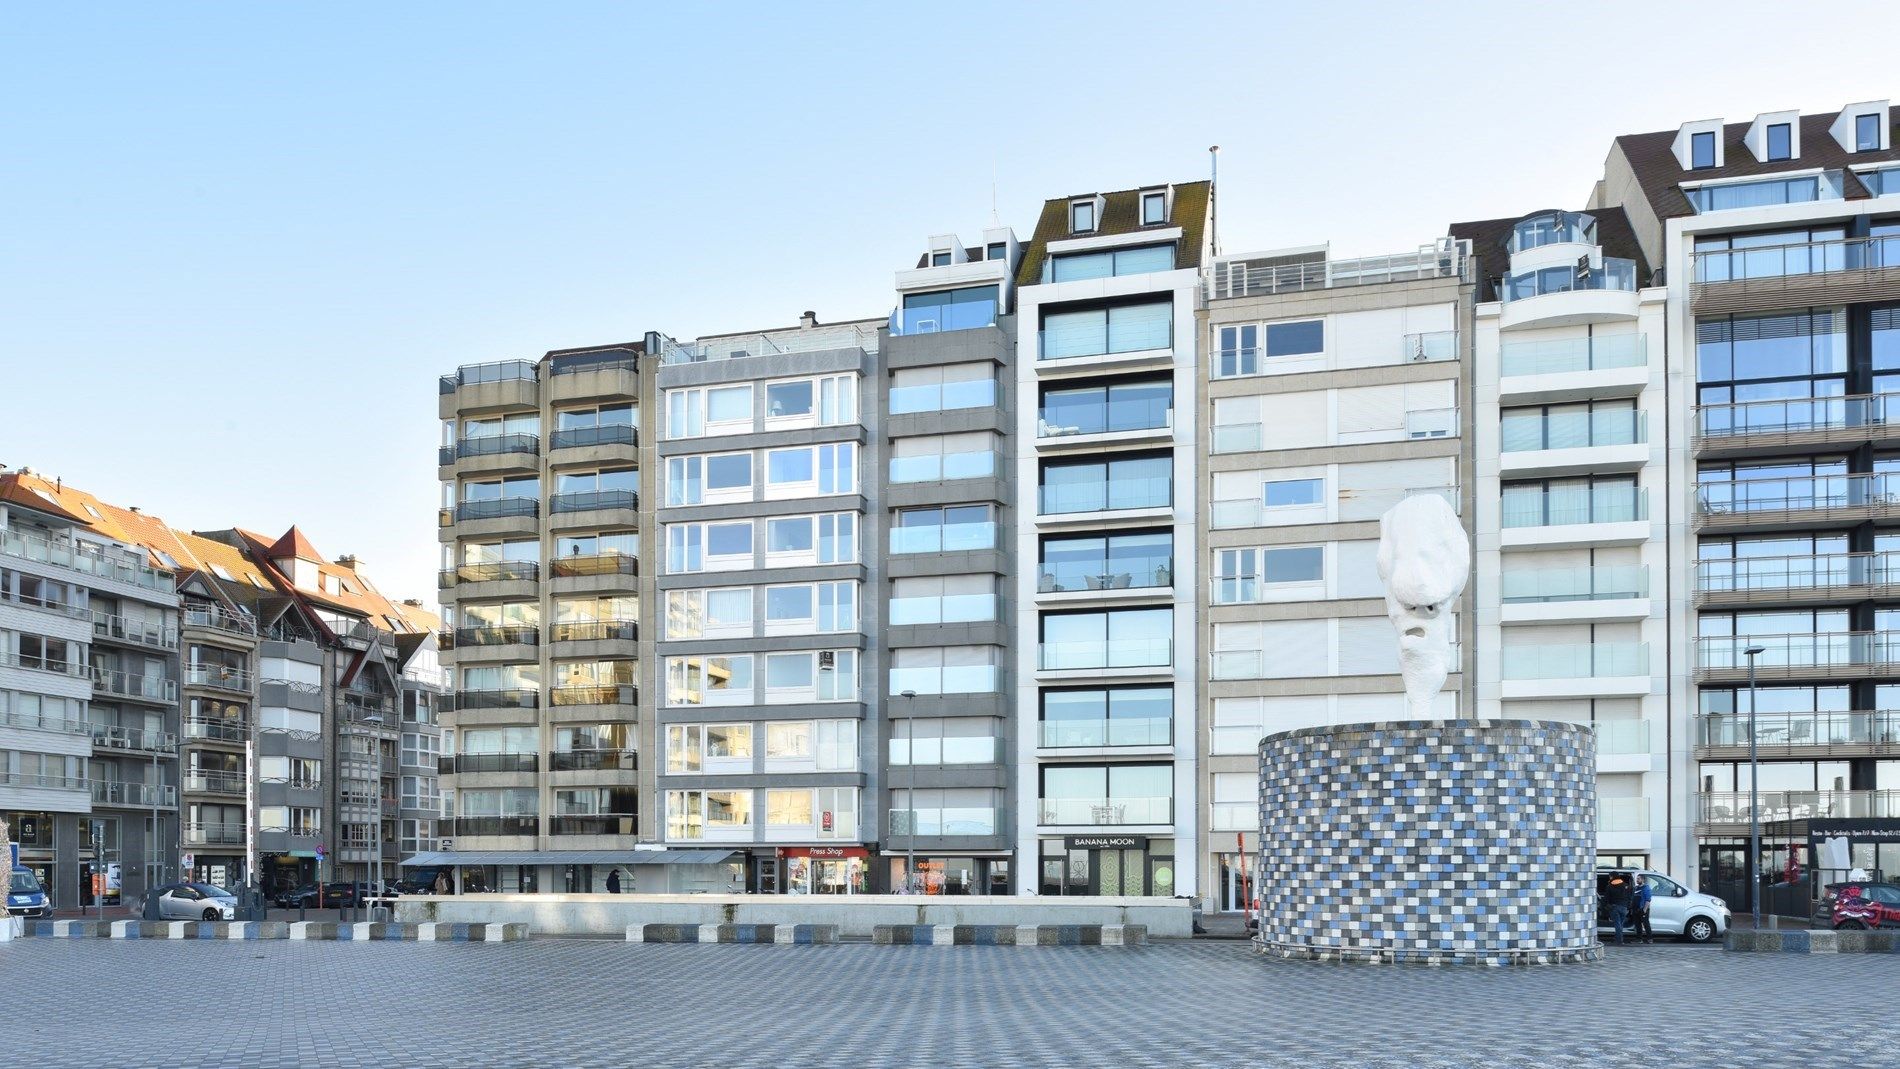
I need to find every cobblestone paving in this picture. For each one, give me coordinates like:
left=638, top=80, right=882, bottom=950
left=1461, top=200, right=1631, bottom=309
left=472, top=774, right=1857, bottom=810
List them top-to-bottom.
left=3, top=940, right=1884, bottom=1068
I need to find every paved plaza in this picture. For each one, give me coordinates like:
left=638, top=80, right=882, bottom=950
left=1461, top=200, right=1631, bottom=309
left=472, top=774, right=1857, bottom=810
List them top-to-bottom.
left=3, top=939, right=1886, bottom=1068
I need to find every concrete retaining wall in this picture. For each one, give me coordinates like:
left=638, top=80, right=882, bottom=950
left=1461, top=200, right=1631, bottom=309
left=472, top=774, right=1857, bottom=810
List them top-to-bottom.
left=394, top=893, right=1191, bottom=939
left=20, top=919, right=528, bottom=942
left=1726, top=929, right=1900, bottom=954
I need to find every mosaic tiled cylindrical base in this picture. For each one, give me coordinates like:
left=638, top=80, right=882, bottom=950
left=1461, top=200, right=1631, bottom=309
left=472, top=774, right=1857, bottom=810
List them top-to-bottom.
left=1257, top=719, right=1601, bottom=966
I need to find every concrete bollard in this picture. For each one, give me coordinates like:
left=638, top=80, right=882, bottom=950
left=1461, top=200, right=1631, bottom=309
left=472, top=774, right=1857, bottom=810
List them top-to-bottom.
left=697, top=923, right=720, bottom=944
left=930, top=925, right=955, bottom=946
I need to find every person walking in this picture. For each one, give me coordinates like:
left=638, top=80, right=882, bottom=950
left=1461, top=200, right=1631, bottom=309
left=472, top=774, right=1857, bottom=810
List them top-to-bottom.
left=606, top=869, right=622, bottom=895
left=433, top=870, right=451, bottom=896
left=1604, top=871, right=1634, bottom=946
left=1631, top=874, right=1653, bottom=944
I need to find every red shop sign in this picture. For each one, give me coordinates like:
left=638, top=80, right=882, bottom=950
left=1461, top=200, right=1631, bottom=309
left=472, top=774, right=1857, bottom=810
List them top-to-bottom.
left=780, top=846, right=868, bottom=859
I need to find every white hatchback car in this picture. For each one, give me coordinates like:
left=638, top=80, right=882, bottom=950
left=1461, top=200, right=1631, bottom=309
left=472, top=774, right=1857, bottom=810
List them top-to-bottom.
left=1596, top=869, right=1730, bottom=943
left=155, top=882, right=238, bottom=921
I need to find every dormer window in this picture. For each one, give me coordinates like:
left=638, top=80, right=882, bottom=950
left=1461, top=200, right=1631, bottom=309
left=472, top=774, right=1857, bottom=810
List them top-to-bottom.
left=1858, top=113, right=1882, bottom=151
left=1766, top=123, right=1792, bottom=161
left=1691, top=131, right=1717, bottom=169
left=1141, top=190, right=1166, bottom=226
left=1070, top=200, right=1095, bottom=233
left=987, top=242, right=1007, bottom=261
left=931, top=251, right=952, bottom=267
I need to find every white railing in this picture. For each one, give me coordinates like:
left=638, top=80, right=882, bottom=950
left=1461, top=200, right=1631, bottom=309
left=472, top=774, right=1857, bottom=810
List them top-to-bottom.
left=1204, top=239, right=1469, bottom=300
left=660, top=323, right=880, bottom=364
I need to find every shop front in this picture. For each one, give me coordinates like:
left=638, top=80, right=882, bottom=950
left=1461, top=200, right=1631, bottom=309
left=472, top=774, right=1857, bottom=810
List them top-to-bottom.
left=1039, top=835, right=1174, bottom=897
left=781, top=846, right=869, bottom=894
left=887, top=855, right=1011, bottom=895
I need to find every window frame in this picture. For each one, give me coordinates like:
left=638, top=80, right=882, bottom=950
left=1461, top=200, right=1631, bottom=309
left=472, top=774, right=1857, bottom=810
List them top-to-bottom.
left=1691, top=130, right=1717, bottom=169
left=1140, top=190, right=1166, bottom=226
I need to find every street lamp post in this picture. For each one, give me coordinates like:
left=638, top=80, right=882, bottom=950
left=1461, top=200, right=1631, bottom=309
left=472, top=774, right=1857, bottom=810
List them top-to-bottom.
left=1743, top=644, right=1765, bottom=931
left=900, top=690, right=916, bottom=893
left=362, top=713, right=386, bottom=921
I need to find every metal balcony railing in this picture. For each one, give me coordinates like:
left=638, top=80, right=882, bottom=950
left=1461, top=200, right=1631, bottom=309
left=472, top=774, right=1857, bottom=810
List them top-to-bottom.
left=1695, top=233, right=1900, bottom=283
left=1204, top=240, right=1468, bottom=300
left=660, top=324, right=879, bottom=365
left=549, top=350, right=638, bottom=375
left=439, top=359, right=537, bottom=393
left=1694, top=394, right=1896, bottom=445
left=550, top=425, right=637, bottom=450
left=440, top=432, right=540, bottom=466
left=1694, top=473, right=1900, bottom=521
left=550, top=489, right=638, bottom=514
left=454, top=498, right=539, bottom=522
left=0, top=525, right=173, bottom=591
left=1695, top=551, right=1900, bottom=600
left=183, top=605, right=258, bottom=636
left=91, top=610, right=178, bottom=650
left=550, top=620, right=636, bottom=643
left=449, top=624, right=540, bottom=648
left=1695, top=631, right=1900, bottom=675
left=185, top=664, right=252, bottom=692
left=91, top=666, right=177, bottom=703
left=451, top=688, right=540, bottom=711
left=1696, top=711, right=1900, bottom=753
left=183, top=716, right=249, bottom=743
left=91, top=724, right=178, bottom=753
left=548, top=749, right=639, bottom=773
left=447, top=753, right=539, bottom=774
left=1, top=770, right=87, bottom=792
left=183, top=770, right=247, bottom=796
left=91, top=780, right=177, bottom=807
left=1697, top=790, right=1900, bottom=825
left=549, top=815, right=639, bottom=836
left=453, top=816, right=538, bottom=837
left=183, top=821, right=247, bottom=846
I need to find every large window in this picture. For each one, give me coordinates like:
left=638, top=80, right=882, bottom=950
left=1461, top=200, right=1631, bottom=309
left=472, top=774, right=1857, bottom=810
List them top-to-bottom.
left=1857, top=113, right=1882, bottom=152
left=1691, top=130, right=1717, bottom=169
left=1687, top=176, right=1831, bottom=213
left=1693, top=228, right=1849, bottom=284
left=1044, top=243, right=1175, bottom=283
left=896, top=286, right=998, bottom=335
left=1040, top=301, right=1172, bottom=360
left=1696, top=309, right=1846, bottom=388
left=889, top=363, right=995, bottom=414
left=763, top=374, right=855, bottom=426
left=1038, top=379, right=1172, bottom=437
left=666, top=384, right=753, bottom=439
left=1500, top=399, right=1642, bottom=451
left=553, top=404, right=635, bottom=449
left=890, top=433, right=997, bottom=483
left=764, top=443, right=856, bottom=497
left=665, top=453, right=752, bottom=507
left=1039, top=453, right=1172, bottom=514
left=1501, top=476, right=1642, bottom=527
left=1264, top=478, right=1324, bottom=508
left=890, top=505, right=994, bottom=554
left=762, top=512, right=857, bottom=565
left=665, top=520, right=754, bottom=573
left=1038, top=530, right=1172, bottom=593
left=890, top=575, right=995, bottom=625
left=763, top=582, right=857, bottom=635
left=664, top=587, right=754, bottom=640
left=1039, top=608, right=1173, bottom=671
left=889, top=646, right=1000, bottom=695
left=762, top=650, right=858, bottom=702
left=665, top=655, right=755, bottom=706
left=1040, top=686, right=1172, bottom=747
left=889, top=717, right=998, bottom=765
left=764, top=719, right=858, bottom=772
left=665, top=723, right=752, bottom=773
left=1038, top=764, right=1172, bottom=825
left=666, top=789, right=752, bottom=840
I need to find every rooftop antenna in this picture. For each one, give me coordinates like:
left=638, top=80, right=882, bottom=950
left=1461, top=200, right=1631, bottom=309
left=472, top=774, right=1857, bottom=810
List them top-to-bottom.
left=1208, top=145, right=1221, bottom=257
left=989, top=159, right=1001, bottom=227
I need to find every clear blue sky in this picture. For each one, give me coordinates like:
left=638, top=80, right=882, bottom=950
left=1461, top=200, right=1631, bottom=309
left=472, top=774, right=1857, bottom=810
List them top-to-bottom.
left=2, top=2, right=1889, bottom=603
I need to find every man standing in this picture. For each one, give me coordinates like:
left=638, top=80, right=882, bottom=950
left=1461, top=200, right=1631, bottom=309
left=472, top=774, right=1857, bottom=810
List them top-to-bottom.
left=606, top=869, right=622, bottom=895
left=1604, top=871, right=1634, bottom=946
left=1631, top=874, right=1653, bottom=944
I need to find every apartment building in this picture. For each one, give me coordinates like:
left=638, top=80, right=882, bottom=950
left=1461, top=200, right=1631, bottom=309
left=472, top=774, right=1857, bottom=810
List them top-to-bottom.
left=1573, top=100, right=1900, bottom=899
left=1011, top=182, right=1209, bottom=900
left=1198, top=237, right=1475, bottom=911
left=434, top=343, right=647, bottom=893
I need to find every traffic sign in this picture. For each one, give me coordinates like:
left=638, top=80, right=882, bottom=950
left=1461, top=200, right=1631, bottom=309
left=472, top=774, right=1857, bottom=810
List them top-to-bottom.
left=315, top=842, right=327, bottom=859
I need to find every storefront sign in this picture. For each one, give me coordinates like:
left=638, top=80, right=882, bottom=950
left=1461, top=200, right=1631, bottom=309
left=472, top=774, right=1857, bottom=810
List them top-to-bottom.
left=1804, top=819, right=1900, bottom=843
left=1064, top=835, right=1146, bottom=850
left=780, top=846, right=868, bottom=859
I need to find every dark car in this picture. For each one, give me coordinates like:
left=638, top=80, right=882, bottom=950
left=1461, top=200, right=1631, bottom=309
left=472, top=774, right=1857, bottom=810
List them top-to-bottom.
left=1821, top=881, right=1900, bottom=929
left=276, top=883, right=357, bottom=909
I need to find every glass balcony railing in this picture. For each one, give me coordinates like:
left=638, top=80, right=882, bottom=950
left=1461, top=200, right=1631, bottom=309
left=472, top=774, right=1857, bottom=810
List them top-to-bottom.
left=1685, top=172, right=1844, bottom=215
left=1509, top=212, right=1597, bottom=253
left=1695, top=233, right=1900, bottom=283
left=1502, top=257, right=1637, bottom=302
left=889, top=297, right=999, bottom=336
left=1038, top=321, right=1173, bottom=361
left=1403, top=330, right=1459, bottom=363
left=1499, top=333, right=1647, bottom=378
left=440, top=359, right=536, bottom=392
left=888, top=379, right=996, bottom=416
left=1695, top=394, right=1894, bottom=440
left=1037, top=398, right=1173, bottom=439
left=1501, top=410, right=1647, bottom=452
left=1209, top=424, right=1263, bottom=454
left=550, top=425, right=637, bottom=450
left=889, top=450, right=998, bottom=484
left=1694, top=473, right=1900, bottom=517
left=1038, top=478, right=1172, bottom=516
left=1501, top=487, right=1648, bottom=528
left=550, top=490, right=638, bottom=514
left=889, top=522, right=996, bottom=555
left=0, top=526, right=173, bottom=591
left=1696, top=551, right=1900, bottom=596
left=550, top=553, right=636, bottom=578
left=1037, top=553, right=1172, bottom=594
left=441, top=560, right=539, bottom=587
left=1501, top=565, right=1648, bottom=603
left=888, top=594, right=996, bottom=627
left=183, top=605, right=257, bottom=635
left=92, top=610, right=179, bottom=650
left=549, top=620, right=636, bottom=643
left=451, top=625, right=539, bottom=648
left=1696, top=631, right=1900, bottom=672
left=1038, top=639, right=1172, bottom=672
left=1500, top=642, right=1648, bottom=679
left=185, top=664, right=252, bottom=692
left=887, top=665, right=1000, bottom=695
left=91, top=666, right=177, bottom=703
left=451, top=688, right=540, bottom=711
left=1697, top=711, right=1900, bottom=749
left=183, top=716, right=249, bottom=744
left=1040, top=717, right=1172, bottom=748
left=1595, top=720, right=1651, bottom=756
left=92, top=724, right=177, bottom=753
left=889, top=737, right=1001, bottom=765
left=547, top=749, right=638, bottom=773
left=448, top=753, right=539, bottom=774
left=184, top=770, right=247, bottom=796
left=91, top=780, right=177, bottom=807
left=1697, top=790, right=1900, bottom=825
left=1036, top=797, right=1173, bottom=826
left=1599, top=797, right=1651, bottom=832
left=887, top=807, right=1001, bottom=837
left=550, top=815, right=639, bottom=837
left=454, top=816, right=539, bottom=837
left=184, top=821, right=247, bottom=846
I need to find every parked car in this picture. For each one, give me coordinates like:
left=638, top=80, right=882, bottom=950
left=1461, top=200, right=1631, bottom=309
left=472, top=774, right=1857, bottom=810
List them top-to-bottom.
left=7, top=869, right=50, bottom=919
left=1595, top=869, right=1730, bottom=943
left=1820, top=881, right=1900, bottom=929
left=155, top=882, right=237, bottom=921
left=352, top=882, right=401, bottom=904
left=276, top=883, right=356, bottom=909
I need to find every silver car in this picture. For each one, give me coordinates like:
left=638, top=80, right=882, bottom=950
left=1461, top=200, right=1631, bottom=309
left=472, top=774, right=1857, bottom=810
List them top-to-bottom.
left=1596, top=869, right=1730, bottom=943
left=156, top=882, right=237, bottom=921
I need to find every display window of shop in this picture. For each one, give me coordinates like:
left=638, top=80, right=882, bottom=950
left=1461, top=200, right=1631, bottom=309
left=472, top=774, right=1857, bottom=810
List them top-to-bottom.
left=1038, top=836, right=1174, bottom=897
left=781, top=847, right=868, bottom=895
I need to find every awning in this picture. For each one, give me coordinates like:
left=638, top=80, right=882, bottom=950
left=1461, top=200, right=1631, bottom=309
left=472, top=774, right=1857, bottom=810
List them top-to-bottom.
left=399, top=849, right=735, bottom=868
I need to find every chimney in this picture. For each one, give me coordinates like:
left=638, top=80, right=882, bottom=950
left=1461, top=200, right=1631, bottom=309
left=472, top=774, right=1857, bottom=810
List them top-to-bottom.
left=799, top=310, right=818, bottom=329
left=129, top=507, right=141, bottom=514
left=336, top=554, right=358, bottom=567
left=402, top=598, right=422, bottom=607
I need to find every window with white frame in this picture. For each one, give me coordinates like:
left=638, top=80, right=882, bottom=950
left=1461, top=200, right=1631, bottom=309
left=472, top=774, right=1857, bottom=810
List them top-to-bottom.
left=1070, top=199, right=1095, bottom=233
left=763, top=374, right=856, bottom=427
left=666, top=384, right=754, bottom=439
left=764, top=442, right=856, bottom=499
left=665, top=452, right=753, bottom=507
left=761, top=512, right=857, bottom=567
left=665, top=520, right=755, bottom=573
left=763, top=581, right=857, bottom=636
left=664, top=587, right=754, bottom=640
left=763, top=650, right=859, bottom=703
left=665, top=655, right=755, bottom=706
left=763, top=719, right=859, bottom=772
left=665, top=722, right=752, bottom=773
left=665, top=789, right=752, bottom=840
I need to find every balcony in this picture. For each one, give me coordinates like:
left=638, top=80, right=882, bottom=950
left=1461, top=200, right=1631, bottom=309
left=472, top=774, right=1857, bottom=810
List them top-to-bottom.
left=1509, top=212, right=1596, bottom=253
left=1692, top=232, right=1900, bottom=314
left=1203, top=241, right=1468, bottom=301
left=1498, top=257, right=1640, bottom=329
left=889, top=293, right=999, bottom=337
left=1037, top=321, right=1172, bottom=367
left=659, top=323, right=877, bottom=365
left=1497, top=335, right=1648, bottom=404
left=440, top=359, right=537, bottom=393
left=889, top=379, right=997, bottom=416
left=1693, top=394, right=1900, bottom=457
left=1036, top=396, right=1174, bottom=446
left=1500, top=411, right=1648, bottom=478
left=549, top=424, right=637, bottom=451
left=439, top=432, right=540, bottom=468
left=889, top=450, right=999, bottom=484
left=1693, top=473, right=1900, bottom=533
left=1037, top=478, right=1172, bottom=520
left=1501, top=487, right=1649, bottom=549
left=550, top=489, right=638, bottom=515
left=453, top=497, right=539, bottom=522
left=889, top=521, right=995, bottom=555
left=0, top=525, right=173, bottom=592
left=1695, top=552, right=1900, bottom=608
left=550, top=553, right=637, bottom=579
left=1037, top=553, right=1173, bottom=596
left=439, top=560, right=540, bottom=588
left=1500, top=565, right=1650, bottom=623
left=889, top=594, right=997, bottom=626
left=183, top=605, right=257, bottom=636
left=91, top=610, right=178, bottom=650
left=549, top=620, right=637, bottom=643
left=447, top=625, right=540, bottom=650
left=1695, top=631, right=1900, bottom=683
left=1039, top=639, right=1171, bottom=674
left=1500, top=643, right=1650, bottom=699
left=185, top=664, right=252, bottom=692
left=887, top=665, right=1001, bottom=696
left=91, top=666, right=177, bottom=704
left=551, top=683, right=637, bottom=708
left=451, top=688, right=540, bottom=711
left=341, top=694, right=396, bottom=725
left=1, top=705, right=91, bottom=738
left=1696, top=711, right=1900, bottom=759
left=183, top=716, right=249, bottom=744
left=1039, top=717, right=1172, bottom=748
left=1595, top=719, right=1652, bottom=757
left=91, top=724, right=177, bottom=754
left=548, top=749, right=639, bottom=772
left=446, top=753, right=539, bottom=774
left=0, top=770, right=86, bottom=793
left=183, top=770, right=247, bottom=797
left=91, top=780, right=177, bottom=807
left=1696, top=790, right=1900, bottom=830
left=1036, top=797, right=1173, bottom=826
left=1599, top=797, right=1651, bottom=834
left=887, top=807, right=1002, bottom=838
left=549, top=814, right=639, bottom=837
left=453, top=816, right=538, bottom=837
left=183, top=821, right=246, bottom=846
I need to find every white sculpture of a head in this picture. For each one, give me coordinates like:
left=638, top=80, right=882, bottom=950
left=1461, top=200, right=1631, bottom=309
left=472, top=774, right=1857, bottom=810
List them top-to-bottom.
left=1376, top=494, right=1470, bottom=719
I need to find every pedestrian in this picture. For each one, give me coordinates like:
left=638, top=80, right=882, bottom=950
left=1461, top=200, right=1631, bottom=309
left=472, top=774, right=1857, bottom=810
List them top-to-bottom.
left=606, top=869, right=622, bottom=895
left=433, top=870, right=450, bottom=896
left=1604, top=870, right=1634, bottom=946
left=1631, top=873, right=1653, bottom=944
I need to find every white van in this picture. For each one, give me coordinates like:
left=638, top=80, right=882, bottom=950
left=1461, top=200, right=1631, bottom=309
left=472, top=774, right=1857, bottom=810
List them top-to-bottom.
left=1596, top=869, right=1730, bottom=943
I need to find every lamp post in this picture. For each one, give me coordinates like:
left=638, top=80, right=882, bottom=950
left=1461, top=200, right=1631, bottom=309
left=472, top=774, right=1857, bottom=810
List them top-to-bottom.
left=1743, top=644, right=1765, bottom=931
left=900, top=690, right=916, bottom=893
left=362, top=713, right=386, bottom=921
